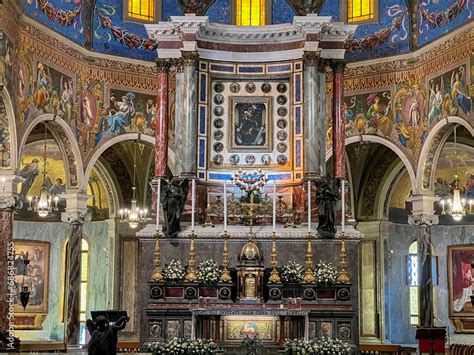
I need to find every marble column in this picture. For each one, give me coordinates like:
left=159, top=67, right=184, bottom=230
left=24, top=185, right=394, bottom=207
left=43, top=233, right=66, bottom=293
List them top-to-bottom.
left=178, top=51, right=198, bottom=178
left=303, top=52, right=327, bottom=179
left=155, top=59, right=172, bottom=178
left=174, top=60, right=184, bottom=176
left=330, top=60, right=346, bottom=179
left=61, top=192, right=90, bottom=347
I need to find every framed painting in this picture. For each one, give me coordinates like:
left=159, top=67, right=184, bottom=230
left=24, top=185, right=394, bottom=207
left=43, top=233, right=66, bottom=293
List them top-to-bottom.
left=228, top=96, right=272, bottom=152
left=12, top=240, right=49, bottom=314
left=448, top=245, right=474, bottom=332
left=222, top=316, right=278, bottom=344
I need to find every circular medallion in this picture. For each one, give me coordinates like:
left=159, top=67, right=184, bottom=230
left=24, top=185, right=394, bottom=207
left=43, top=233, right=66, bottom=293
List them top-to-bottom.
left=213, top=82, right=224, bottom=93
left=230, top=82, right=241, bottom=93
left=245, top=82, right=256, bottom=93
left=261, top=83, right=271, bottom=93
left=277, top=83, right=287, bottom=93
left=213, top=94, right=224, bottom=105
left=277, top=95, right=288, bottom=105
left=213, top=106, right=224, bottom=116
left=277, top=107, right=288, bottom=117
left=213, top=118, right=224, bottom=129
left=277, top=119, right=287, bottom=129
left=213, top=130, right=224, bottom=140
left=277, top=130, right=288, bottom=141
left=213, top=142, right=224, bottom=152
left=277, top=142, right=287, bottom=153
left=213, top=154, right=224, bottom=165
left=229, top=154, right=240, bottom=165
left=261, top=154, right=272, bottom=165
left=245, top=155, right=256, bottom=165
left=277, top=155, right=288, bottom=165
left=184, top=286, right=198, bottom=300
left=219, top=287, right=231, bottom=300
left=269, top=287, right=282, bottom=299
left=303, top=288, right=316, bottom=301
left=338, top=325, right=351, bottom=340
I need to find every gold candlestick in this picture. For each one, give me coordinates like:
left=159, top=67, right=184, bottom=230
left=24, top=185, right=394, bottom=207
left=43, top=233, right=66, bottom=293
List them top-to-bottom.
left=151, top=231, right=164, bottom=282
left=185, top=231, right=198, bottom=282
left=220, top=231, right=232, bottom=283
left=268, top=232, right=281, bottom=284
left=303, top=232, right=316, bottom=284
left=336, top=233, right=351, bottom=284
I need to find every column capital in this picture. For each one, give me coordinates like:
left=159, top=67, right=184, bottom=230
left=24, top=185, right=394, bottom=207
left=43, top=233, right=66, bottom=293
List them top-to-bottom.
left=181, top=51, right=199, bottom=67
left=303, top=51, right=329, bottom=72
left=156, top=58, right=173, bottom=73
left=329, top=59, right=347, bottom=73
left=407, top=193, right=438, bottom=218
left=0, top=196, right=22, bottom=210
left=61, top=211, right=91, bottom=225
left=408, top=214, right=439, bottom=227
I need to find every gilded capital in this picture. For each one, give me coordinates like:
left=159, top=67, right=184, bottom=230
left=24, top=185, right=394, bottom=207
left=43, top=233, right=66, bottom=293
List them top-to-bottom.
left=156, top=58, right=173, bottom=73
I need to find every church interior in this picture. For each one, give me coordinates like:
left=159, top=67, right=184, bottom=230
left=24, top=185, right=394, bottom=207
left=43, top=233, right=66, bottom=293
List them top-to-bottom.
left=0, top=0, right=473, bottom=353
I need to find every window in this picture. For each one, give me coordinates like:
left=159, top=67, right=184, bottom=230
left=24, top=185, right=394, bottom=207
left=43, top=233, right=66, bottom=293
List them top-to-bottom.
left=126, top=0, right=157, bottom=22
left=236, top=0, right=266, bottom=26
left=345, top=0, right=376, bottom=24
left=408, top=241, right=419, bottom=326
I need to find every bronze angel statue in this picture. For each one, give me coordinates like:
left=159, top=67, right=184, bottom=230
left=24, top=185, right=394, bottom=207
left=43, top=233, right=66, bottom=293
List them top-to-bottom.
left=160, top=177, right=189, bottom=238
left=86, top=315, right=129, bottom=355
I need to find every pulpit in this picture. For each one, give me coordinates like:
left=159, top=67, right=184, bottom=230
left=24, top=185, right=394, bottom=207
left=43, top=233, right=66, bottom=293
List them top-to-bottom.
left=237, top=239, right=264, bottom=301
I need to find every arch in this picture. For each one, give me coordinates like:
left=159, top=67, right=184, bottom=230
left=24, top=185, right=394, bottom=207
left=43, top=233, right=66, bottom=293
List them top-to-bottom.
left=0, top=88, right=18, bottom=170
left=18, top=114, right=84, bottom=190
left=416, top=116, right=474, bottom=192
left=83, top=133, right=155, bottom=190
left=326, top=134, right=417, bottom=192
left=92, top=159, right=121, bottom=218
left=378, top=160, right=406, bottom=219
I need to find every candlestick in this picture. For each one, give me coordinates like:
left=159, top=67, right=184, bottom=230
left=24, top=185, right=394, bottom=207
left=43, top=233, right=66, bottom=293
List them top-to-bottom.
left=156, top=178, right=161, bottom=230
left=191, top=179, right=195, bottom=230
left=341, top=179, right=345, bottom=233
left=223, top=180, right=227, bottom=231
left=272, top=180, right=276, bottom=233
left=307, top=180, right=311, bottom=233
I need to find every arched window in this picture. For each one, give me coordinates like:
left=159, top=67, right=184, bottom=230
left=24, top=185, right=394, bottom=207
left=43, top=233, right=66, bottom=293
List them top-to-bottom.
left=125, top=0, right=159, bottom=22
left=235, top=0, right=266, bottom=26
left=344, top=0, right=377, bottom=24
left=407, top=241, right=419, bottom=326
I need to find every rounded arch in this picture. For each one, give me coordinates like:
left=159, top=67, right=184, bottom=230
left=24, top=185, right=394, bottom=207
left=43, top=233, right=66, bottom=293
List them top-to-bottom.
left=0, top=88, right=18, bottom=170
left=18, top=114, right=84, bottom=190
left=417, top=116, right=474, bottom=192
left=83, top=133, right=155, bottom=190
left=325, top=135, right=417, bottom=192
left=91, top=159, right=121, bottom=218
left=378, top=160, right=407, bottom=219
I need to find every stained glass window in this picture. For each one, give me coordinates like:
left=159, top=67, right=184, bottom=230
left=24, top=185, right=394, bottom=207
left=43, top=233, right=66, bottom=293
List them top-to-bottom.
left=128, top=0, right=155, bottom=22
left=236, top=0, right=265, bottom=26
left=347, top=0, right=375, bottom=23
left=408, top=241, right=419, bottom=326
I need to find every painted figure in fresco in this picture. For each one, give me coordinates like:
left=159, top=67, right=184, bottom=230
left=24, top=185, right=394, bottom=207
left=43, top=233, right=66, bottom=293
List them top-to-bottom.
left=33, top=63, right=50, bottom=109
left=450, top=68, right=472, bottom=115
left=60, top=77, right=74, bottom=123
left=428, top=81, right=443, bottom=125
left=106, top=93, right=135, bottom=135
left=366, top=93, right=392, bottom=136
left=145, top=99, right=156, bottom=129
left=235, top=104, right=265, bottom=146
left=18, top=158, right=40, bottom=198
left=464, top=174, right=474, bottom=201
left=48, top=177, right=66, bottom=196
left=434, top=177, right=451, bottom=197
left=160, top=178, right=189, bottom=238
left=315, top=178, right=339, bottom=239
left=453, top=268, right=473, bottom=312
left=86, top=315, right=129, bottom=355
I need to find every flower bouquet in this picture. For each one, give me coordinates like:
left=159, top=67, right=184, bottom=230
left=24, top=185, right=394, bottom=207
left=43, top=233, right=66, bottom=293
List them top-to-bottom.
left=163, top=259, right=186, bottom=283
left=197, top=259, right=221, bottom=285
left=280, top=261, right=304, bottom=284
left=314, top=261, right=338, bottom=287
left=147, top=337, right=217, bottom=354
left=285, top=337, right=352, bottom=354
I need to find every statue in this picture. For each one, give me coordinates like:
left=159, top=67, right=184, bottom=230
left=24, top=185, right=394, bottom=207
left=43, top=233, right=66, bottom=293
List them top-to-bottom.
left=161, top=177, right=189, bottom=238
left=315, top=178, right=340, bottom=239
left=86, top=315, right=129, bottom=355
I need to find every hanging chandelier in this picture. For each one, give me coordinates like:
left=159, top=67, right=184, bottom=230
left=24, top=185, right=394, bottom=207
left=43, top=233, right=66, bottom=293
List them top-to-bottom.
left=27, top=123, right=59, bottom=218
left=439, top=126, right=473, bottom=222
left=119, top=140, right=148, bottom=229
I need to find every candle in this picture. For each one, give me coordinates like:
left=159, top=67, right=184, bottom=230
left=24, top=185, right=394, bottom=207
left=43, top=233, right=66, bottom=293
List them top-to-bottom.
left=156, top=178, right=161, bottom=230
left=191, top=179, right=196, bottom=230
left=341, top=179, right=345, bottom=233
left=223, top=180, right=227, bottom=231
left=272, top=180, right=276, bottom=232
left=307, top=180, right=311, bottom=232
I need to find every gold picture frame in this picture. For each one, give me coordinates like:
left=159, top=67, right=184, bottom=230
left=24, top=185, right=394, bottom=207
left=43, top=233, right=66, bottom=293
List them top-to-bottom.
left=222, top=315, right=278, bottom=343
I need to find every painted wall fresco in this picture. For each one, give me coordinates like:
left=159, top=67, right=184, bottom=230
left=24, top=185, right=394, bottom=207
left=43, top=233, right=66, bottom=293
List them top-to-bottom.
left=418, top=0, right=472, bottom=47
left=0, top=31, right=16, bottom=110
left=0, top=97, right=12, bottom=168
left=86, top=169, right=110, bottom=220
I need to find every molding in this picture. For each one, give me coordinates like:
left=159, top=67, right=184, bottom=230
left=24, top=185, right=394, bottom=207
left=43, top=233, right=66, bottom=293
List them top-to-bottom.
left=197, top=48, right=304, bottom=62
left=61, top=211, right=91, bottom=225
left=407, top=214, right=439, bottom=227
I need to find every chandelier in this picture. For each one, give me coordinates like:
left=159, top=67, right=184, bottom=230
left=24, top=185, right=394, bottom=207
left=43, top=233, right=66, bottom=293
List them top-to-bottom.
left=27, top=123, right=59, bottom=218
left=439, top=126, right=473, bottom=222
left=119, top=140, right=148, bottom=229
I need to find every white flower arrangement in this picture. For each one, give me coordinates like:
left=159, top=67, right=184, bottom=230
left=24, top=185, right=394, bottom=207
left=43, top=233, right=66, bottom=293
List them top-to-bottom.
left=163, top=259, right=186, bottom=282
left=197, top=259, right=221, bottom=285
left=280, top=261, right=305, bottom=284
left=314, top=261, right=338, bottom=286
left=147, top=337, right=217, bottom=354
left=285, top=337, right=351, bottom=354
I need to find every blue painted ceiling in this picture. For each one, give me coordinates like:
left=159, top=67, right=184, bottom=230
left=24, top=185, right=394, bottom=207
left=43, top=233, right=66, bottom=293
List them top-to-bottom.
left=22, top=0, right=472, bottom=62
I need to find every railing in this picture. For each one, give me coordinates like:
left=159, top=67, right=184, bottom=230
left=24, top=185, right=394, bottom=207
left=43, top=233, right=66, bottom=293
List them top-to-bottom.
left=359, top=344, right=418, bottom=354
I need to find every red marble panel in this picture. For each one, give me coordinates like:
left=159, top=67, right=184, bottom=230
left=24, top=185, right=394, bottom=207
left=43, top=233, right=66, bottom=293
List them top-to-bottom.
left=155, top=71, right=169, bottom=178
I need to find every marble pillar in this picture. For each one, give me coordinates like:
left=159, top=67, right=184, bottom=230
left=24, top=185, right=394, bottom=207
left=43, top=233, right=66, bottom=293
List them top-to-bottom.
left=179, top=51, right=198, bottom=178
left=303, top=52, right=327, bottom=179
left=155, top=59, right=172, bottom=178
left=331, top=60, right=346, bottom=179
left=174, top=61, right=184, bottom=176
left=61, top=211, right=91, bottom=346
left=408, top=213, right=438, bottom=327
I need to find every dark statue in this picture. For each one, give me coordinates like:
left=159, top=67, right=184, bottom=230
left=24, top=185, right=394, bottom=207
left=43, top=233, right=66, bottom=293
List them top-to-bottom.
left=161, top=177, right=189, bottom=238
left=315, top=177, right=340, bottom=239
left=86, top=315, right=129, bottom=355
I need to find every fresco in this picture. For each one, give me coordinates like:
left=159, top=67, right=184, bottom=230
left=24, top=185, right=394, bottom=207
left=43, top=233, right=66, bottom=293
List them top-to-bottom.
left=24, top=0, right=84, bottom=45
left=418, top=0, right=472, bottom=47
left=0, top=32, right=15, bottom=105
left=0, top=97, right=11, bottom=168
left=87, top=169, right=110, bottom=220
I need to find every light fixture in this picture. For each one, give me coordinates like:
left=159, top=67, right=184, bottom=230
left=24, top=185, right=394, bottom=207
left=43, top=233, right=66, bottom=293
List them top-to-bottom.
left=27, top=123, right=59, bottom=218
left=439, top=125, right=472, bottom=222
left=119, top=140, right=148, bottom=229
